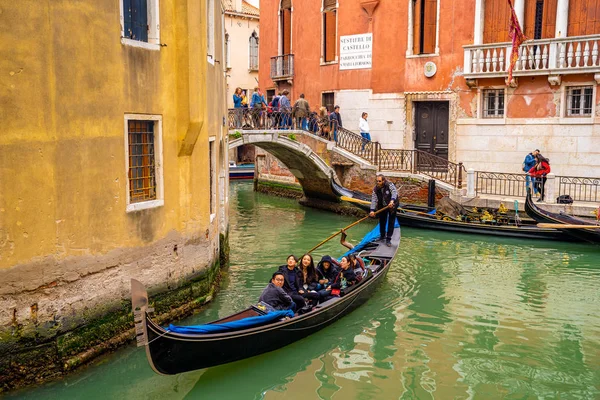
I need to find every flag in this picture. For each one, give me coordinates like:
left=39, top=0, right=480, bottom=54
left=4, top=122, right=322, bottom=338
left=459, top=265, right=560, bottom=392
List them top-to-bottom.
left=507, top=0, right=526, bottom=85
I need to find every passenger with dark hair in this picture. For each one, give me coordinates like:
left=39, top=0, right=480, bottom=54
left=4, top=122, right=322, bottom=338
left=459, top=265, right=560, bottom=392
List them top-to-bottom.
left=298, top=254, right=320, bottom=305
left=277, top=255, right=307, bottom=311
left=316, top=255, right=340, bottom=302
left=330, top=256, right=358, bottom=292
left=258, top=272, right=293, bottom=310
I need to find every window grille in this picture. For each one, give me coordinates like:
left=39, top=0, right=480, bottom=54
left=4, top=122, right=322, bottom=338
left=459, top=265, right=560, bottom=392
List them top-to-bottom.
left=123, top=0, right=149, bottom=42
left=249, top=32, right=259, bottom=71
left=566, top=86, right=593, bottom=116
left=482, top=89, right=505, bottom=118
left=128, top=120, right=156, bottom=203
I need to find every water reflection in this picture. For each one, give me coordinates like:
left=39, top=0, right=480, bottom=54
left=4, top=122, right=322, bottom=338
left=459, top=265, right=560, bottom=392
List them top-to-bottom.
left=9, top=182, right=600, bottom=400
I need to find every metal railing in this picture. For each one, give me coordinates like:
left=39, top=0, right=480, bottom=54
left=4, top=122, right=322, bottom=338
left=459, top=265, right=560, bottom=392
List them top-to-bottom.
left=270, top=54, right=294, bottom=80
left=228, top=108, right=335, bottom=136
left=336, top=126, right=379, bottom=165
left=475, top=171, right=528, bottom=197
left=475, top=171, right=600, bottom=203
left=558, top=175, right=600, bottom=203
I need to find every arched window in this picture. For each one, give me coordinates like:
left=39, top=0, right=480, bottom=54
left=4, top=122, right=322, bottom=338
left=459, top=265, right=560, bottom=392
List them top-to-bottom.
left=322, top=0, right=337, bottom=63
left=249, top=31, right=259, bottom=71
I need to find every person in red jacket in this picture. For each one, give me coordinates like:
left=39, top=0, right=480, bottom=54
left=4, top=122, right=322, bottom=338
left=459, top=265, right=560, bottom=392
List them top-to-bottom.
left=528, top=154, right=551, bottom=202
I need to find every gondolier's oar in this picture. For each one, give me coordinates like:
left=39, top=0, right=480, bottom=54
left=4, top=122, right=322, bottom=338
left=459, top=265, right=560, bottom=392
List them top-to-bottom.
left=340, top=196, right=435, bottom=218
left=307, top=207, right=389, bottom=254
left=537, top=223, right=600, bottom=229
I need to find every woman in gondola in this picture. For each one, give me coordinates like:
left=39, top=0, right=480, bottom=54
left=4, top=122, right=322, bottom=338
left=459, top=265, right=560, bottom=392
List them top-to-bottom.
left=340, top=229, right=366, bottom=280
left=298, top=254, right=321, bottom=305
left=277, top=255, right=307, bottom=311
left=316, top=255, right=339, bottom=302
left=330, top=256, right=359, bottom=294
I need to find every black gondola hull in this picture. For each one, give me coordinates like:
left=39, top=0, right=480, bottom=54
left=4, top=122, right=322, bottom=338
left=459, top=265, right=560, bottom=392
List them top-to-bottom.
left=331, top=181, right=569, bottom=241
left=524, top=193, right=600, bottom=244
left=144, top=268, right=387, bottom=375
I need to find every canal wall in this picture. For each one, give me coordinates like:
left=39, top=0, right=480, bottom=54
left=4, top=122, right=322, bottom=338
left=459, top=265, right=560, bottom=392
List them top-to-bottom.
left=0, top=232, right=229, bottom=393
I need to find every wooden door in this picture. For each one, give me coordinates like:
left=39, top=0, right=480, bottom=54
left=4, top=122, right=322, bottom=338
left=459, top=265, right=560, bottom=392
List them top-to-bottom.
left=282, top=9, right=292, bottom=55
left=415, top=102, right=449, bottom=167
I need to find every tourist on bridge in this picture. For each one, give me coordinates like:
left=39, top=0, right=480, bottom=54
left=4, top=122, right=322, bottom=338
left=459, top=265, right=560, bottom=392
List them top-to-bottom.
left=233, top=87, right=243, bottom=128
left=250, top=87, right=267, bottom=128
left=279, top=90, right=292, bottom=129
left=293, top=93, right=310, bottom=131
left=329, top=105, right=342, bottom=142
left=359, top=112, right=371, bottom=151
left=369, top=174, right=398, bottom=246
left=259, top=272, right=294, bottom=311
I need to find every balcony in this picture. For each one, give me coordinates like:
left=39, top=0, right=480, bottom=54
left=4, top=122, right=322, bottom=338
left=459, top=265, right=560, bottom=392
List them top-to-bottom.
left=463, top=35, right=600, bottom=83
left=270, top=54, right=294, bottom=81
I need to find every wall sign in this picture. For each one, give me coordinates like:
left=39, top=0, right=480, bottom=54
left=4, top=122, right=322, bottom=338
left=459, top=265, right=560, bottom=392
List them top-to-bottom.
left=339, top=33, right=373, bottom=70
left=424, top=61, right=437, bottom=77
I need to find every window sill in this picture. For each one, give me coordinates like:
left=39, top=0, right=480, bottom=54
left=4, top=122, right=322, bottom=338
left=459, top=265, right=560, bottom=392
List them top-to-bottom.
left=121, top=38, right=161, bottom=51
left=405, top=53, right=439, bottom=59
left=207, top=56, right=215, bottom=65
left=320, top=61, right=338, bottom=66
left=248, top=68, right=259, bottom=72
left=477, top=117, right=506, bottom=125
left=559, top=117, right=594, bottom=124
left=126, top=199, right=164, bottom=213
left=210, top=213, right=216, bottom=223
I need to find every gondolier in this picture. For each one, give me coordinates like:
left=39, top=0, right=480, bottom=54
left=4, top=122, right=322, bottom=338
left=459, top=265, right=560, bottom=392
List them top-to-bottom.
left=369, top=174, right=398, bottom=246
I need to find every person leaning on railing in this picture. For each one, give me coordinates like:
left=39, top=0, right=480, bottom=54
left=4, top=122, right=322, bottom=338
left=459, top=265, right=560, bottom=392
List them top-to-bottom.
left=250, top=87, right=267, bottom=128
left=329, top=105, right=342, bottom=142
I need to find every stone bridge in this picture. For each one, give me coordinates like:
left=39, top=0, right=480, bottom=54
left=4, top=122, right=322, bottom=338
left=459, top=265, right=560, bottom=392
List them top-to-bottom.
left=228, top=130, right=364, bottom=201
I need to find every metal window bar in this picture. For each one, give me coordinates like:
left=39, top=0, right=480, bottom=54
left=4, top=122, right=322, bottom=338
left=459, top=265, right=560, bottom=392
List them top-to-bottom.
left=249, top=35, right=259, bottom=70
left=566, top=86, right=593, bottom=116
left=482, top=89, right=504, bottom=118
left=128, top=120, right=156, bottom=203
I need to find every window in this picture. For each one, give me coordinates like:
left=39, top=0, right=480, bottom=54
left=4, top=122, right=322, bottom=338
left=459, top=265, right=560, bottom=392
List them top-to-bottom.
left=121, top=0, right=160, bottom=50
left=207, top=0, right=215, bottom=63
left=280, top=0, right=292, bottom=55
left=322, top=0, right=337, bottom=63
left=413, top=0, right=437, bottom=54
left=249, top=31, right=259, bottom=71
left=225, top=32, right=231, bottom=69
left=566, top=86, right=593, bottom=116
left=266, top=89, right=276, bottom=104
left=482, top=89, right=505, bottom=118
left=322, top=92, right=335, bottom=112
left=125, top=115, right=163, bottom=212
left=209, top=138, right=216, bottom=218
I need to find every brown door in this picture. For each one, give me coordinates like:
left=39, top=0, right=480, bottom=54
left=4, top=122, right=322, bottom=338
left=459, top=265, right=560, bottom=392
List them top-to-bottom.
left=281, top=9, right=292, bottom=55
left=415, top=101, right=449, bottom=168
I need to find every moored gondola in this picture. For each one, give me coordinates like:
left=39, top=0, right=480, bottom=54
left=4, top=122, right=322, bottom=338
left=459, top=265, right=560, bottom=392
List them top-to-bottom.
left=331, top=181, right=572, bottom=241
left=524, top=191, right=600, bottom=244
left=131, top=225, right=400, bottom=375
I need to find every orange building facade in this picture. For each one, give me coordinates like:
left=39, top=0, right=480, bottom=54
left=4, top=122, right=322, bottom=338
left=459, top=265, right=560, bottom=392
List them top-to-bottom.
left=259, top=0, right=600, bottom=177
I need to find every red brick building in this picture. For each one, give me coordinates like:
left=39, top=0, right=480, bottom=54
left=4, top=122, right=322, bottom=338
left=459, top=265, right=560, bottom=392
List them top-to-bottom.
left=259, top=0, right=600, bottom=177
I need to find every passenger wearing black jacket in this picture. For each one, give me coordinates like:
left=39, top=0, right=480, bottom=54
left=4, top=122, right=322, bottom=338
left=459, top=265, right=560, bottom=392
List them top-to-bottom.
left=298, top=254, right=321, bottom=305
left=277, top=255, right=307, bottom=310
left=316, top=255, right=340, bottom=302
left=330, top=256, right=358, bottom=292
left=259, top=272, right=293, bottom=310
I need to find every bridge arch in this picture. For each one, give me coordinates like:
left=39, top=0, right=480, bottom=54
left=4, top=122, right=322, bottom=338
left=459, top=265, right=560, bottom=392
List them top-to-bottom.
left=229, top=132, right=342, bottom=200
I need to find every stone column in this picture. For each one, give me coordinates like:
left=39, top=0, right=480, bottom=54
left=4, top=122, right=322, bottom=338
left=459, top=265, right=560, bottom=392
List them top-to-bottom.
left=474, top=0, right=484, bottom=45
left=555, top=0, right=570, bottom=37
left=467, top=168, right=476, bottom=197
left=545, top=173, right=556, bottom=203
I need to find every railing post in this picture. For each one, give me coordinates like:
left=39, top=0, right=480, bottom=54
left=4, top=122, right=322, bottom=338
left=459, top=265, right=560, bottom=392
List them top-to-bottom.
left=375, top=143, right=380, bottom=169
left=411, top=150, right=416, bottom=174
left=458, top=162, right=463, bottom=189
left=467, top=168, right=476, bottom=197
left=545, top=173, right=556, bottom=203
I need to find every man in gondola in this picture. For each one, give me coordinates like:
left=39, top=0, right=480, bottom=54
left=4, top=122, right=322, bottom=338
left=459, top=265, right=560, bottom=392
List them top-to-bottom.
left=369, top=174, right=398, bottom=246
left=259, top=272, right=294, bottom=311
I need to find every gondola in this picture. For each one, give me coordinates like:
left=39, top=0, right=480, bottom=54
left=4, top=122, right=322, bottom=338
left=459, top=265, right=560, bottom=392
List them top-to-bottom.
left=331, top=181, right=573, bottom=241
left=525, top=191, right=600, bottom=244
left=131, top=225, right=401, bottom=375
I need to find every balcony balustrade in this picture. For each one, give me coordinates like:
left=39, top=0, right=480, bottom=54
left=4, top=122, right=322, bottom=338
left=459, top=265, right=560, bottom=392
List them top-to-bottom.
left=464, top=35, right=600, bottom=80
left=270, top=54, right=294, bottom=80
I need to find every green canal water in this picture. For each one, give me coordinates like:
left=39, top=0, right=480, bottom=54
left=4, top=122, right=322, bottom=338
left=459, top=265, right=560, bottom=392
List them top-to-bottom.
left=9, top=181, right=600, bottom=399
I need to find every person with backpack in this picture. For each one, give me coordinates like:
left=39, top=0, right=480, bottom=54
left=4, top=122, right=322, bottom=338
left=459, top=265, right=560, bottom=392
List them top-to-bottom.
left=523, top=149, right=539, bottom=196
left=528, top=153, right=551, bottom=202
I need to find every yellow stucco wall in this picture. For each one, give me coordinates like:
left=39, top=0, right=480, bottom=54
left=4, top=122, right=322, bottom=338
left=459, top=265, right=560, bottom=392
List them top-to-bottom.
left=0, top=1, right=227, bottom=270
